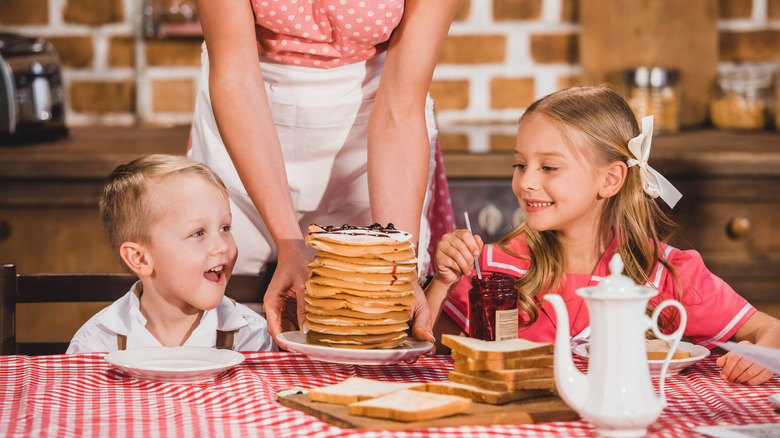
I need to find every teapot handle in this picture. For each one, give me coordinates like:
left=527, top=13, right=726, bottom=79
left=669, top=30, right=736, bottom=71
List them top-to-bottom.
left=650, top=299, right=688, bottom=406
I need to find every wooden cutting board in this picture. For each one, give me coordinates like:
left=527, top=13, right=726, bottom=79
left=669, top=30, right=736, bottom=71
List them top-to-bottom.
left=275, top=390, right=579, bottom=430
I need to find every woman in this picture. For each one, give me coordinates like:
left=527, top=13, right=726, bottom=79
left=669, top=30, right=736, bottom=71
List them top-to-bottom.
left=189, top=0, right=459, bottom=347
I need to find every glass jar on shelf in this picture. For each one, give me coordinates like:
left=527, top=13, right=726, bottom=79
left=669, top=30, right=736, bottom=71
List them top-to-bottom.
left=710, top=65, right=773, bottom=131
left=624, top=67, right=680, bottom=134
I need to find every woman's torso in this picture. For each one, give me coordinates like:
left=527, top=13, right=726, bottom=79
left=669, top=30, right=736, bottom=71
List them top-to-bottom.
left=250, top=0, right=405, bottom=68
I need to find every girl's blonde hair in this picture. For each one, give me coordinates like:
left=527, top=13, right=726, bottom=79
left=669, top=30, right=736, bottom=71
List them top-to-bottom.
left=498, top=85, right=680, bottom=330
left=99, top=154, right=228, bottom=266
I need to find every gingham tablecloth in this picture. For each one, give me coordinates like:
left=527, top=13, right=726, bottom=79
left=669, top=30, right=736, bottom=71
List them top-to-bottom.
left=0, top=352, right=778, bottom=437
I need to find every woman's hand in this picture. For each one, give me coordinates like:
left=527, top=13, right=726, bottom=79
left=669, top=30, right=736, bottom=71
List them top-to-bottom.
left=433, top=229, right=484, bottom=286
left=262, top=239, right=310, bottom=350
left=716, top=341, right=774, bottom=385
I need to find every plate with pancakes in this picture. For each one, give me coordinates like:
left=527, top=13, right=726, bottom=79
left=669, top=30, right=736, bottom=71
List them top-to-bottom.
left=283, top=223, right=433, bottom=364
left=277, top=331, right=433, bottom=365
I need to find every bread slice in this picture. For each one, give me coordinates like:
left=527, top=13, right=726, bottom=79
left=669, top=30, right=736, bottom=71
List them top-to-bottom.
left=442, top=334, right=554, bottom=360
left=646, top=339, right=691, bottom=360
left=451, top=351, right=554, bottom=370
left=452, top=361, right=554, bottom=380
left=448, top=371, right=556, bottom=392
left=307, top=377, right=423, bottom=405
left=420, top=380, right=549, bottom=405
left=347, top=389, right=471, bottom=422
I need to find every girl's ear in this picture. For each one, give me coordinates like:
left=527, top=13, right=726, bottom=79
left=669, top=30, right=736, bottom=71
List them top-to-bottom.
left=599, top=160, right=628, bottom=199
left=119, top=242, right=154, bottom=277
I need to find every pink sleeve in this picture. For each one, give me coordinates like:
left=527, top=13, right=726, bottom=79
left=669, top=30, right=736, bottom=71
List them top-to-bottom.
left=655, top=248, right=755, bottom=348
left=442, top=269, right=475, bottom=335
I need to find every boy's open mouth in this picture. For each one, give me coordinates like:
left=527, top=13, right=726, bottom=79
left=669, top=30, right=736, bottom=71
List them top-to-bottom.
left=204, top=265, right=224, bottom=282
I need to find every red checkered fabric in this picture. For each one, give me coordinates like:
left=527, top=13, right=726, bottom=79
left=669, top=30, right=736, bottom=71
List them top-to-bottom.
left=1, top=353, right=778, bottom=437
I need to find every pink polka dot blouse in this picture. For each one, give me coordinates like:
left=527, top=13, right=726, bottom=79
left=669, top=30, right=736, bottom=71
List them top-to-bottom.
left=251, top=0, right=405, bottom=68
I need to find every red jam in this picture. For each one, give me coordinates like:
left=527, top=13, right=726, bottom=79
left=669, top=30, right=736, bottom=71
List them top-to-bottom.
left=468, top=272, right=519, bottom=341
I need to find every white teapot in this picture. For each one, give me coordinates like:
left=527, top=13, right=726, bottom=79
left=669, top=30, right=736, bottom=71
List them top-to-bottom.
left=545, top=254, right=687, bottom=437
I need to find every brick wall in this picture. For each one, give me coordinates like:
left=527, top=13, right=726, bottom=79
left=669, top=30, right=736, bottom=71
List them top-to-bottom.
left=1, top=0, right=779, bottom=150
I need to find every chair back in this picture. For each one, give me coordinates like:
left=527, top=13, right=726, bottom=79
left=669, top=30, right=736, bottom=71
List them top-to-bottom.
left=0, top=264, right=271, bottom=355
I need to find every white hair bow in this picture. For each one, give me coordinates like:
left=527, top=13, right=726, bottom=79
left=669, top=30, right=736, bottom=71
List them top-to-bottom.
left=626, top=116, right=683, bottom=209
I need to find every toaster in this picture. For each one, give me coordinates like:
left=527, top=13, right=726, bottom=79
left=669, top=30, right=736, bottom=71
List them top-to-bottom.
left=0, top=32, right=67, bottom=143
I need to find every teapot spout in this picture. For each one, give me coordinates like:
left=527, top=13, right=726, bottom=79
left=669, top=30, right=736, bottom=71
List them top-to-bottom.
left=544, top=294, right=588, bottom=412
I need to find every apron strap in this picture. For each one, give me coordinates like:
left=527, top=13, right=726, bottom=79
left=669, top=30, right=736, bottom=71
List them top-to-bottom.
left=216, top=297, right=238, bottom=349
left=116, top=334, right=127, bottom=351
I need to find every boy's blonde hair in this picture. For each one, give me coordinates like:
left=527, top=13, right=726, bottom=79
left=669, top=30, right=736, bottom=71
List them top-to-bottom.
left=498, top=85, right=681, bottom=330
left=99, top=154, right=228, bottom=266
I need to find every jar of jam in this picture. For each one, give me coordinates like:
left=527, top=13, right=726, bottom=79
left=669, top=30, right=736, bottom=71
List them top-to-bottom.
left=468, top=273, right=519, bottom=341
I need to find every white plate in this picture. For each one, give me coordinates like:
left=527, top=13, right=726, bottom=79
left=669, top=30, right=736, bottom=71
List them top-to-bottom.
left=277, top=331, right=433, bottom=366
left=572, top=341, right=711, bottom=377
left=105, top=346, right=245, bottom=383
left=769, top=393, right=780, bottom=410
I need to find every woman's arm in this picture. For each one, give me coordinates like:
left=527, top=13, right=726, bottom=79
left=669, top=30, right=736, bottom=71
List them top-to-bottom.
left=196, top=0, right=310, bottom=345
left=368, top=0, right=460, bottom=343
left=368, top=0, right=460, bottom=239
left=716, top=310, right=780, bottom=385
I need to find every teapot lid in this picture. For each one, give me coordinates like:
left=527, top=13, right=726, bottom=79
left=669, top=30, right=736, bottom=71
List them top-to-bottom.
left=579, top=254, right=657, bottom=299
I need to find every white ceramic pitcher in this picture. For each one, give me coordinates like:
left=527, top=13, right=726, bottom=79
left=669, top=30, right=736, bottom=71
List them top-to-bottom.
left=545, top=254, right=687, bottom=437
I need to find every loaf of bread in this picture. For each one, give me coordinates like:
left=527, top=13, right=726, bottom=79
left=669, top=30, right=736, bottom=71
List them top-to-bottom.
left=438, top=334, right=556, bottom=404
left=307, top=377, right=423, bottom=405
left=347, top=389, right=471, bottom=422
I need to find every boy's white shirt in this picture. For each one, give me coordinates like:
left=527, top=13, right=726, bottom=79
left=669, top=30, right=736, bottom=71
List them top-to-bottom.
left=66, top=281, right=277, bottom=354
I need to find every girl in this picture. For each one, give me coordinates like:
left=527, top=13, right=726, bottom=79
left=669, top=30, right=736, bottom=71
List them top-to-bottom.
left=426, top=86, right=780, bottom=385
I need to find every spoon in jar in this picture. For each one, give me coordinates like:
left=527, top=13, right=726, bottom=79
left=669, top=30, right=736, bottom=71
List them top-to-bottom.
left=463, top=211, right=482, bottom=280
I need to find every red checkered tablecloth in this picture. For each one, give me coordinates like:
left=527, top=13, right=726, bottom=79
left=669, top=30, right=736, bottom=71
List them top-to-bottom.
left=0, top=352, right=778, bottom=437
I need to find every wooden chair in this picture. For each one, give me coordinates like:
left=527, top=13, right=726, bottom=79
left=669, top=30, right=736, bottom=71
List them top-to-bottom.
left=0, top=263, right=272, bottom=355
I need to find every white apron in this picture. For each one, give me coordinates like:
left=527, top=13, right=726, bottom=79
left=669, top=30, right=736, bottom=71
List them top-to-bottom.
left=189, top=45, right=437, bottom=276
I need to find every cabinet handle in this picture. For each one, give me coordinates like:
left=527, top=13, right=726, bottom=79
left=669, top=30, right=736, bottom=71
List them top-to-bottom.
left=727, top=217, right=750, bottom=238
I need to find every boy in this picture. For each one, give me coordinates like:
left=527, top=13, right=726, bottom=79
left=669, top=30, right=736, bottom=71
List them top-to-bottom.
left=67, top=154, right=275, bottom=353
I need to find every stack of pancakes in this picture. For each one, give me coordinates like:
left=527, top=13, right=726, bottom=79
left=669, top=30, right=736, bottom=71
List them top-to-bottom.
left=303, top=223, right=417, bottom=349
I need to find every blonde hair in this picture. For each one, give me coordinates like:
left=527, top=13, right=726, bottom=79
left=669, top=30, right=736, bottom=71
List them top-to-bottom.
left=498, top=85, right=681, bottom=330
left=99, top=154, right=228, bottom=266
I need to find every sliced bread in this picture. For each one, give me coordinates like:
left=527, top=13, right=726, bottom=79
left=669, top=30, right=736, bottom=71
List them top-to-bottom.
left=442, top=334, right=554, bottom=360
left=646, top=339, right=691, bottom=360
left=451, top=351, right=555, bottom=370
left=452, top=361, right=554, bottom=380
left=448, top=371, right=557, bottom=392
left=307, top=377, right=423, bottom=405
left=420, top=380, right=549, bottom=405
left=346, top=389, right=472, bottom=422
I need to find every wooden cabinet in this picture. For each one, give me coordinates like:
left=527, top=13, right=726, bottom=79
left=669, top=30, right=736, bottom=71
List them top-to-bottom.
left=0, top=126, right=190, bottom=273
left=444, top=129, right=780, bottom=314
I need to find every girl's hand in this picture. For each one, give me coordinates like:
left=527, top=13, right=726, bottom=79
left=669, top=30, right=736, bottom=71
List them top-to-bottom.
left=433, top=229, right=484, bottom=286
left=262, top=239, right=310, bottom=350
left=716, top=340, right=774, bottom=385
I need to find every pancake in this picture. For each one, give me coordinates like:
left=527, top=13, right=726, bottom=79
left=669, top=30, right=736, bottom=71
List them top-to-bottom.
left=306, top=223, right=413, bottom=245
left=307, top=239, right=415, bottom=258
left=314, top=251, right=417, bottom=267
left=309, top=257, right=416, bottom=274
left=310, top=267, right=417, bottom=284
left=308, top=275, right=414, bottom=292
left=305, top=282, right=414, bottom=299
left=305, top=295, right=413, bottom=313
left=306, top=304, right=410, bottom=321
left=306, top=312, right=410, bottom=326
left=304, top=320, right=409, bottom=335
left=306, top=331, right=407, bottom=349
